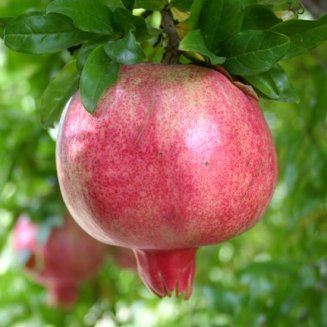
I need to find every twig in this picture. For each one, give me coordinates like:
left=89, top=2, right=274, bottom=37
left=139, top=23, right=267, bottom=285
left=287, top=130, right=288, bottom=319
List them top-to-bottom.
left=301, top=0, right=327, bottom=18
left=161, top=7, right=180, bottom=64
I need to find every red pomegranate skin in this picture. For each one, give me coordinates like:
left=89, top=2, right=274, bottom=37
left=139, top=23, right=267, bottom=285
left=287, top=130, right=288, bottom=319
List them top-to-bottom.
left=57, top=64, right=278, bottom=298
left=13, top=214, right=106, bottom=307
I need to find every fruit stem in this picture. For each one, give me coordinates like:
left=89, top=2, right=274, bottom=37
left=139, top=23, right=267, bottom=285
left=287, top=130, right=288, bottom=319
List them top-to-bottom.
left=161, top=7, right=181, bottom=65
left=133, top=248, right=197, bottom=299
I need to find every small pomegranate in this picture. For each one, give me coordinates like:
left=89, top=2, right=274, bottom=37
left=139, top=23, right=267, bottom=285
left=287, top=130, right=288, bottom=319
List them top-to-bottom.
left=56, top=64, right=278, bottom=298
left=13, top=213, right=106, bottom=307
left=110, top=246, right=137, bottom=270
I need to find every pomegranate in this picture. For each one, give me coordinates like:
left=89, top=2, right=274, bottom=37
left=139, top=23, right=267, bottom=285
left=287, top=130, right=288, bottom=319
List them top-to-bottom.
left=56, top=64, right=278, bottom=299
left=13, top=213, right=106, bottom=307
left=110, top=246, right=137, bottom=270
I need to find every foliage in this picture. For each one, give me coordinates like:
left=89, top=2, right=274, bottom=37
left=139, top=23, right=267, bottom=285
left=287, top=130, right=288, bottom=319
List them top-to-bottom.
left=0, top=0, right=326, bottom=326
left=1, top=0, right=326, bottom=116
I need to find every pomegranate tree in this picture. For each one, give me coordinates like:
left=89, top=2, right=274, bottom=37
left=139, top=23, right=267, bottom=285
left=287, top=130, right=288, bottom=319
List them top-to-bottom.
left=56, top=64, right=278, bottom=299
left=12, top=213, right=106, bottom=307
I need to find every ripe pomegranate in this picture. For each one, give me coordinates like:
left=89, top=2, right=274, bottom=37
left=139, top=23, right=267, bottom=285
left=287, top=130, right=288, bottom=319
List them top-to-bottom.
left=56, top=64, right=278, bottom=299
left=13, top=213, right=106, bottom=307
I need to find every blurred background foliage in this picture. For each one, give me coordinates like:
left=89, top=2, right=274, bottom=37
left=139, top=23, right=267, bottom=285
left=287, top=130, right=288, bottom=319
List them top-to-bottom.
left=0, top=1, right=327, bottom=326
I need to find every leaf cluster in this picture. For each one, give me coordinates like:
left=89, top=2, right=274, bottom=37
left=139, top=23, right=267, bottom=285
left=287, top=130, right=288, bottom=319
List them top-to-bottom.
left=1, top=0, right=326, bottom=127
left=0, top=1, right=326, bottom=322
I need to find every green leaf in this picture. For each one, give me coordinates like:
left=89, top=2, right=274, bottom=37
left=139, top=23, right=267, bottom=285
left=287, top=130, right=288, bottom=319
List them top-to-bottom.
left=46, top=0, right=116, bottom=35
left=100, top=0, right=134, bottom=11
left=100, top=0, right=125, bottom=9
left=122, top=0, right=135, bottom=10
left=134, top=0, right=165, bottom=10
left=170, top=0, right=193, bottom=11
left=188, top=0, right=204, bottom=29
left=193, top=0, right=244, bottom=52
left=259, top=0, right=303, bottom=12
left=241, top=5, right=282, bottom=30
left=112, top=8, right=147, bottom=36
left=4, top=13, right=91, bottom=54
left=270, top=15, right=327, bottom=59
left=0, top=17, right=13, bottom=39
left=179, top=30, right=226, bottom=65
left=222, top=30, right=290, bottom=76
left=104, top=31, right=145, bottom=64
left=76, top=37, right=109, bottom=72
left=80, top=46, right=120, bottom=113
left=39, top=60, right=79, bottom=128
left=244, top=64, right=299, bottom=102
left=244, top=73, right=279, bottom=100
left=0, top=157, right=14, bottom=195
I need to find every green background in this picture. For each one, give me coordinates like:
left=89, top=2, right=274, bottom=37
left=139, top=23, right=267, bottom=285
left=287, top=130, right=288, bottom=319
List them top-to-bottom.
left=0, top=1, right=327, bottom=326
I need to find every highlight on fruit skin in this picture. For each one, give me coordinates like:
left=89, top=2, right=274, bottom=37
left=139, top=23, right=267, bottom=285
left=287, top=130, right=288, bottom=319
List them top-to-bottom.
left=56, top=63, right=278, bottom=299
left=12, top=213, right=106, bottom=307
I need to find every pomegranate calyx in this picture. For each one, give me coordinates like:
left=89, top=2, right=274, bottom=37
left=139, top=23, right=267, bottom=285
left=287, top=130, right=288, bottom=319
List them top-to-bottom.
left=133, top=248, right=197, bottom=299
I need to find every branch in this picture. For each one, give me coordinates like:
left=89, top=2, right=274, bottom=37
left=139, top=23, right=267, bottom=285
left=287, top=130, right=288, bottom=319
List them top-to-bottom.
left=301, top=0, right=327, bottom=18
left=161, top=8, right=180, bottom=65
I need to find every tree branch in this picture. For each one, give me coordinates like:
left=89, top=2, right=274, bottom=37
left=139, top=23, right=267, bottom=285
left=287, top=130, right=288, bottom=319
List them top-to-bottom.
left=301, top=0, right=327, bottom=18
left=161, top=8, right=180, bottom=65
